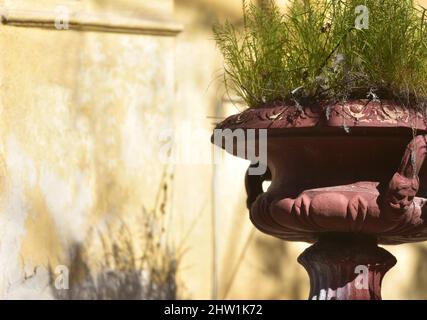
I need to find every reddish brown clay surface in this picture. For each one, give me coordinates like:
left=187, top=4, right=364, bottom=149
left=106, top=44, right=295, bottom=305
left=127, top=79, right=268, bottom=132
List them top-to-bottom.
left=215, top=99, right=427, bottom=131
left=212, top=100, right=427, bottom=245
left=298, top=233, right=396, bottom=300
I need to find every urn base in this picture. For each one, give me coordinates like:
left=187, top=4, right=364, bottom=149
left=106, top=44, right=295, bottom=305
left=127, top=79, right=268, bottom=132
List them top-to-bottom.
left=297, top=233, right=397, bottom=300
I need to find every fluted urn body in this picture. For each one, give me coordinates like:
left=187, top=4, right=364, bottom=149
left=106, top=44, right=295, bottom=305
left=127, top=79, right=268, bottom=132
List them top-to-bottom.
left=212, top=100, right=427, bottom=300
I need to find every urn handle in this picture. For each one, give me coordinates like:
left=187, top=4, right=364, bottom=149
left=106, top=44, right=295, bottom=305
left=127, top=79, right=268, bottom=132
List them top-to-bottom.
left=384, top=135, right=427, bottom=214
left=245, top=163, right=271, bottom=210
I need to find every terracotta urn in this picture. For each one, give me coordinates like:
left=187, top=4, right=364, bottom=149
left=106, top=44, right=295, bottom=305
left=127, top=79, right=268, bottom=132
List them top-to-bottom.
left=212, top=99, right=427, bottom=300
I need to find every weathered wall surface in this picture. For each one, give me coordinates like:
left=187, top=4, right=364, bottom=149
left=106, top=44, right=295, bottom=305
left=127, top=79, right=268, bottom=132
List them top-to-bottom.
left=0, top=0, right=179, bottom=299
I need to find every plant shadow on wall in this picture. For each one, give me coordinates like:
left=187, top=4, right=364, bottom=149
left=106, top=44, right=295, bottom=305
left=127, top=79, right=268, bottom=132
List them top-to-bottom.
left=49, top=180, right=178, bottom=300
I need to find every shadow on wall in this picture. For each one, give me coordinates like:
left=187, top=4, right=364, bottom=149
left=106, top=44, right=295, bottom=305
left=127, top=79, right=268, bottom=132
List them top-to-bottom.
left=176, top=0, right=244, bottom=29
left=50, top=175, right=178, bottom=300
left=253, top=235, right=307, bottom=300
left=50, top=241, right=177, bottom=300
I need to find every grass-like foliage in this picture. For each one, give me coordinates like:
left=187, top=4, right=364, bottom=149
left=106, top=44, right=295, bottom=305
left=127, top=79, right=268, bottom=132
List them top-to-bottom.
left=213, top=0, right=427, bottom=109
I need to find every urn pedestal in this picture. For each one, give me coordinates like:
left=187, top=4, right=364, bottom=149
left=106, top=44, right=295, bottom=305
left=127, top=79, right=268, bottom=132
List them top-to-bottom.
left=212, top=100, right=427, bottom=300
left=298, top=233, right=396, bottom=300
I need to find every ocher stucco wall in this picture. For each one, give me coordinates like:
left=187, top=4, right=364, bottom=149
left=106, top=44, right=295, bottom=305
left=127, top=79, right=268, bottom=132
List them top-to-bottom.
left=0, top=0, right=178, bottom=298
